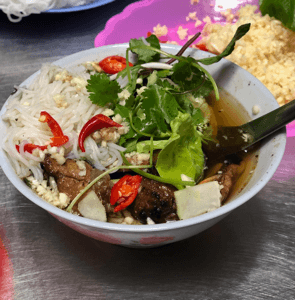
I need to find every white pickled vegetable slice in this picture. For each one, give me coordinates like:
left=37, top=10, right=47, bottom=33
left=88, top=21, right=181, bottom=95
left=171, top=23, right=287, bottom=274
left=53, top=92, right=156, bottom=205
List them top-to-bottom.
left=175, top=181, right=222, bottom=220
left=78, top=190, right=107, bottom=222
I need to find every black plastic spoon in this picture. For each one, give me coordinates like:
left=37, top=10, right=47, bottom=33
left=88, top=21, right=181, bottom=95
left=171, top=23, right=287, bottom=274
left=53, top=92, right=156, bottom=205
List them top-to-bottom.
left=204, top=99, right=295, bottom=158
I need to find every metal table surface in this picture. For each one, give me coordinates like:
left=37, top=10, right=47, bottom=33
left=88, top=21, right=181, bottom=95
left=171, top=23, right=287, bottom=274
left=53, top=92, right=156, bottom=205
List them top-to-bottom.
left=0, top=2, right=295, bottom=299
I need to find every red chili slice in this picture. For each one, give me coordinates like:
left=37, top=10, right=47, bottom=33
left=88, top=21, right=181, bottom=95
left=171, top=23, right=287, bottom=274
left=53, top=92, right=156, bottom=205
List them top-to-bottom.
left=147, top=31, right=167, bottom=43
left=196, top=43, right=209, bottom=51
left=98, top=55, right=133, bottom=74
left=16, top=111, right=69, bottom=154
left=39, top=111, right=64, bottom=137
left=78, top=114, right=122, bottom=152
left=16, top=144, right=48, bottom=153
left=110, top=174, right=142, bottom=213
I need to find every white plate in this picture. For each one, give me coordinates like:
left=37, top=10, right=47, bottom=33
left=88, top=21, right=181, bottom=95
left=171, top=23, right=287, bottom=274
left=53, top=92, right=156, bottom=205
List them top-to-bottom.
left=46, top=0, right=115, bottom=13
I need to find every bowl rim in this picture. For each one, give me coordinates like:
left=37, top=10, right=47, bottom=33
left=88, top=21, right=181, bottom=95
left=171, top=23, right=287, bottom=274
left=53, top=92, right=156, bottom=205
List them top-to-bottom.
left=0, top=43, right=287, bottom=233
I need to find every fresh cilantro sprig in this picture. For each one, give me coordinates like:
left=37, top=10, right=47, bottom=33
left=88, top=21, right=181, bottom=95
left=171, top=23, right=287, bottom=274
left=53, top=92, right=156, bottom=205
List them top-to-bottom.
left=125, top=23, right=250, bottom=101
left=84, top=24, right=251, bottom=185
left=129, top=34, right=161, bottom=63
left=126, top=43, right=220, bottom=101
left=171, top=59, right=213, bottom=98
left=87, top=73, right=121, bottom=108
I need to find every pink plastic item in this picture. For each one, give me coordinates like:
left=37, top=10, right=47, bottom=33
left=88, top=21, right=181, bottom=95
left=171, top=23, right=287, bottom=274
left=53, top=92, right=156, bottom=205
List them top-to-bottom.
left=94, top=0, right=259, bottom=47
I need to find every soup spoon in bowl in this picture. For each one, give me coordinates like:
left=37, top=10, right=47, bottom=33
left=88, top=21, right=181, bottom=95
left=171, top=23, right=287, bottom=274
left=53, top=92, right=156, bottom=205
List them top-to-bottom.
left=204, top=98, right=295, bottom=159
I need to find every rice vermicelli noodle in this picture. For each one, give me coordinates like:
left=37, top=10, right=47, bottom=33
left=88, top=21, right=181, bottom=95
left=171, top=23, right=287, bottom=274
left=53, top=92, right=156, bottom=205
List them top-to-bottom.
left=2, top=64, right=127, bottom=182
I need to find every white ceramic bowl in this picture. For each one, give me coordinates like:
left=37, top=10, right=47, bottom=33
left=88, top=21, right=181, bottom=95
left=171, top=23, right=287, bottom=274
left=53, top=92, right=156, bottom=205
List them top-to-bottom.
left=0, top=44, right=286, bottom=248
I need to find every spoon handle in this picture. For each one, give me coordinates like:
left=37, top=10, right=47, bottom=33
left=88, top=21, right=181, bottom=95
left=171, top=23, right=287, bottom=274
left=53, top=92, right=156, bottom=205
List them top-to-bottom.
left=242, top=98, right=295, bottom=142
left=205, top=99, right=295, bottom=159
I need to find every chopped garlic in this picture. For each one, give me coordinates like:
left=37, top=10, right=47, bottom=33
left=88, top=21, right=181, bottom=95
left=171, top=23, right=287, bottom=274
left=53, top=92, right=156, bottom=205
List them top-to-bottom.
left=220, top=8, right=235, bottom=23
left=187, top=12, right=197, bottom=21
left=203, top=16, right=212, bottom=24
left=195, top=19, right=203, bottom=27
left=153, top=24, right=168, bottom=37
left=177, top=26, right=188, bottom=40
left=55, top=70, right=72, bottom=82
left=71, top=77, right=87, bottom=91
left=136, top=78, right=143, bottom=84
left=136, top=86, right=147, bottom=95
left=118, top=89, right=131, bottom=101
left=53, top=94, right=67, bottom=108
left=252, top=105, right=260, bottom=115
left=102, top=109, right=114, bottom=117
left=113, top=114, right=123, bottom=124
left=117, top=123, right=129, bottom=135
left=242, top=133, right=252, bottom=143
left=48, top=146, right=58, bottom=154
left=51, top=152, right=66, bottom=165
left=125, top=152, right=150, bottom=165
left=76, top=160, right=87, bottom=176
left=27, top=176, right=69, bottom=209
left=59, top=193, right=70, bottom=207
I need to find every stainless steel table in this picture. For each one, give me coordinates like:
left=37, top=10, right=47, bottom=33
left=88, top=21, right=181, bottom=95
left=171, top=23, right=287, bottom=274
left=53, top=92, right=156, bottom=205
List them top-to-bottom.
left=0, top=2, right=295, bottom=299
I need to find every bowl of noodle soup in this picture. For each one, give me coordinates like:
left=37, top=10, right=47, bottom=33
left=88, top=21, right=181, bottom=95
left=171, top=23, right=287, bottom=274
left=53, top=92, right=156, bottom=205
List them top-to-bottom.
left=0, top=43, right=286, bottom=248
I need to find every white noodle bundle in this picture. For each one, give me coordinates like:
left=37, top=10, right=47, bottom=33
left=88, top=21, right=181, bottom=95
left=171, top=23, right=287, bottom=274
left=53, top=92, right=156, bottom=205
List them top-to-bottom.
left=0, top=0, right=94, bottom=22
left=2, top=64, right=125, bottom=181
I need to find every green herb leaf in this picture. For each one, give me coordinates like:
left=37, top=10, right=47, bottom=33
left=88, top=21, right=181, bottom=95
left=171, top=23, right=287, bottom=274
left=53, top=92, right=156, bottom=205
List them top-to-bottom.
left=260, top=0, right=295, bottom=31
left=197, top=23, right=251, bottom=65
left=129, top=34, right=161, bottom=63
left=171, top=59, right=213, bottom=97
left=117, top=65, right=142, bottom=94
left=157, top=69, right=173, bottom=78
left=87, top=73, right=121, bottom=108
left=141, top=85, right=180, bottom=125
left=129, top=86, right=178, bottom=137
left=124, top=94, right=135, bottom=108
left=174, top=94, right=206, bottom=125
left=114, top=104, right=142, bottom=147
left=150, top=107, right=170, bottom=133
left=156, top=112, right=205, bottom=186
left=122, top=138, right=139, bottom=152
left=136, top=139, right=170, bottom=153
left=120, top=153, right=195, bottom=189
left=23, top=178, right=32, bottom=188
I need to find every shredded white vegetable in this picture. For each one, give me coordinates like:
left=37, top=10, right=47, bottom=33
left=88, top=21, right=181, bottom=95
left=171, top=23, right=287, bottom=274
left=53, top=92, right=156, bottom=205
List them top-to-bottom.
left=141, top=62, right=173, bottom=70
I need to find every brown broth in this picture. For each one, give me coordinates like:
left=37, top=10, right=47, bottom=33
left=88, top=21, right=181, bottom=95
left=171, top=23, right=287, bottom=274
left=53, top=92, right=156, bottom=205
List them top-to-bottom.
left=203, top=88, right=259, bottom=204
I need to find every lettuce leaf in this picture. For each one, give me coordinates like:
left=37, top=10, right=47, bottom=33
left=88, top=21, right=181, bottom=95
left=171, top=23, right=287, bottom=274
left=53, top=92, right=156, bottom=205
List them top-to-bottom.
left=156, top=112, right=205, bottom=185
left=136, top=139, right=171, bottom=153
